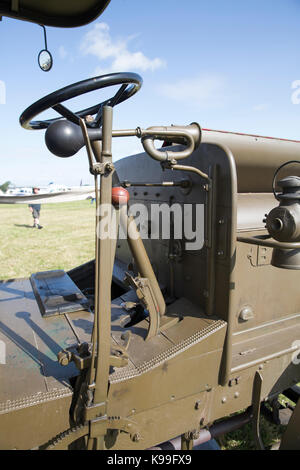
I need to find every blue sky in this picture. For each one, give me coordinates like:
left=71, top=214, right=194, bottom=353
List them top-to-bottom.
left=1, top=0, right=300, bottom=186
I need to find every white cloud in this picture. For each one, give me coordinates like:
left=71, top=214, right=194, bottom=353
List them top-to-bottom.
left=80, top=23, right=166, bottom=74
left=58, top=45, right=68, bottom=59
left=157, top=75, right=227, bottom=108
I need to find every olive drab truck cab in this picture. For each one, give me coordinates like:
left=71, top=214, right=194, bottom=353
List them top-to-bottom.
left=0, top=0, right=299, bottom=450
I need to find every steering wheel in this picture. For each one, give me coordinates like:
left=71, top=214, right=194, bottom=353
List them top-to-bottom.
left=19, top=72, right=142, bottom=130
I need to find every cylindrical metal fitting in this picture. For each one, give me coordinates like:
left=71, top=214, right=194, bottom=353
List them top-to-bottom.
left=266, top=176, right=300, bottom=242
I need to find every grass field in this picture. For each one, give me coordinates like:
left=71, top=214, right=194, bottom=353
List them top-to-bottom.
left=0, top=200, right=298, bottom=449
left=0, top=201, right=95, bottom=280
left=218, top=414, right=287, bottom=450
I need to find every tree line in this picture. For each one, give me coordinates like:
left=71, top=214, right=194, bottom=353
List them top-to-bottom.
left=0, top=181, right=11, bottom=193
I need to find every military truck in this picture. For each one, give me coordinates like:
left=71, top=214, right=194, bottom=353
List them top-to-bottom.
left=0, top=0, right=299, bottom=450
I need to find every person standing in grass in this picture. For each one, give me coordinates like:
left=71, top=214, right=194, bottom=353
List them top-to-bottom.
left=29, top=187, right=43, bottom=229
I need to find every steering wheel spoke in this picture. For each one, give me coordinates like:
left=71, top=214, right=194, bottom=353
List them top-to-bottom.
left=90, top=83, right=129, bottom=128
left=109, top=84, right=129, bottom=107
left=52, top=104, right=80, bottom=125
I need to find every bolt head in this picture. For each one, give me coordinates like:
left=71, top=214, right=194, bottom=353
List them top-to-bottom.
left=190, top=430, right=200, bottom=440
left=132, top=433, right=141, bottom=442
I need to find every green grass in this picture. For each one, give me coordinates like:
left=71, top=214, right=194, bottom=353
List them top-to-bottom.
left=0, top=201, right=96, bottom=280
left=220, top=391, right=300, bottom=450
left=218, top=415, right=286, bottom=450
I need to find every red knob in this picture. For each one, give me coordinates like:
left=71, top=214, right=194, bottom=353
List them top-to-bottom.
left=111, top=187, right=130, bottom=206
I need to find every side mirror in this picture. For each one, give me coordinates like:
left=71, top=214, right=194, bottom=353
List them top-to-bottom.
left=38, top=25, right=53, bottom=72
left=38, top=49, right=53, bottom=72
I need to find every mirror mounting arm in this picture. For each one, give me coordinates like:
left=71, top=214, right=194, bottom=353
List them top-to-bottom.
left=40, top=24, right=48, bottom=49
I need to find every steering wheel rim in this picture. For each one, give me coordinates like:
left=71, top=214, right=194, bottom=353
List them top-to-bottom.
left=19, top=72, right=142, bottom=130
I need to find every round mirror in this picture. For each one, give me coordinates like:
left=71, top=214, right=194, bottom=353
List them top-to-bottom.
left=38, top=49, right=53, bottom=72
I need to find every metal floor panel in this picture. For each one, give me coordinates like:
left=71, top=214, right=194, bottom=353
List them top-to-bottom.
left=0, top=278, right=92, bottom=408
left=110, top=296, right=227, bottom=383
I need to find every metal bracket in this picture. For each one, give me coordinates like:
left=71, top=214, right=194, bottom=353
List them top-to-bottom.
left=79, top=117, right=115, bottom=176
left=92, top=162, right=114, bottom=175
left=92, top=162, right=106, bottom=175
left=247, top=245, right=272, bottom=267
left=125, top=273, right=160, bottom=341
left=58, top=340, right=129, bottom=371
left=57, top=342, right=91, bottom=370
left=110, top=342, right=129, bottom=368
left=252, top=371, right=265, bottom=450
left=85, top=402, right=107, bottom=422
left=89, top=415, right=141, bottom=443
left=181, top=432, right=194, bottom=450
